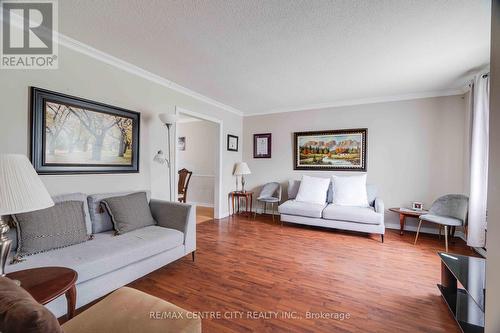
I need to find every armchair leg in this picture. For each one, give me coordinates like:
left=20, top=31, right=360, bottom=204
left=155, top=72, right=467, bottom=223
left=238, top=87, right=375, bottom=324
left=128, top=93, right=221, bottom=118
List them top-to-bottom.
left=272, top=203, right=275, bottom=222
left=414, top=219, right=423, bottom=245
left=444, top=226, right=449, bottom=252
left=381, top=234, right=384, bottom=243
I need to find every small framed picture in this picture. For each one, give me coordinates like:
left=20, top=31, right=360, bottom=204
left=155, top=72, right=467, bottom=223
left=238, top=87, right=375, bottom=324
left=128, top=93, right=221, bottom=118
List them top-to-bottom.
left=254, top=133, right=272, bottom=158
left=227, top=134, right=239, bottom=152
left=177, top=137, right=186, bottom=151
left=412, top=202, right=424, bottom=211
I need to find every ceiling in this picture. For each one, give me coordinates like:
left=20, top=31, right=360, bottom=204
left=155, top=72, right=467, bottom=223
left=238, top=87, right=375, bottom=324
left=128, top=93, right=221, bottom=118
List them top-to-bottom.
left=59, top=0, right=491, bottom=115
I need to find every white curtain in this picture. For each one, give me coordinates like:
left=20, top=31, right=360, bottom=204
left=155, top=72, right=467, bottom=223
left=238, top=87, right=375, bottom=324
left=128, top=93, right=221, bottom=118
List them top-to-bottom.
left=468, top=72, right=490, bottom=247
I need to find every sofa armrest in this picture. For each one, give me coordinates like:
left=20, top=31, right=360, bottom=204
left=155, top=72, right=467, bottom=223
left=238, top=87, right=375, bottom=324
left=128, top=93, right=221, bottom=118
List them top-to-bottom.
left=374, top=197, right=385, bottom=214
left=149, top=199, right=196, bottom=254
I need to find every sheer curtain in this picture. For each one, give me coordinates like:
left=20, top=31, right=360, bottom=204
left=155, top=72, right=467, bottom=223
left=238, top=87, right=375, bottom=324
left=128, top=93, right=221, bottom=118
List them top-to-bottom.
left=468, top=72, right=490, bottom=247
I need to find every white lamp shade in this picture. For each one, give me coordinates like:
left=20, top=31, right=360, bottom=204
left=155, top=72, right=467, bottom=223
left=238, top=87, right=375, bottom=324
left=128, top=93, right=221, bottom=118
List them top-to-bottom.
left=158, top=113, right=178, bottom=125
left=0, top=154, right=54, bottom=215
left=234, top=162, right=251, bottom=175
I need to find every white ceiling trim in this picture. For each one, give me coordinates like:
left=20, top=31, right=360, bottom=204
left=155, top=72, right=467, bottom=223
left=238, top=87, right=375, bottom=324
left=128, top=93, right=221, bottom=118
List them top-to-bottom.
left=56, top=33, right=244, bottom=117
left=244, top=88, right=467, bottom=117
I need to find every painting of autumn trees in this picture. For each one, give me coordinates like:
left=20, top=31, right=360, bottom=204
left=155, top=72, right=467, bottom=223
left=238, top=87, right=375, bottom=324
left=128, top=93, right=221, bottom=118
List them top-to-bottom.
left=44, top=101, right=134, bottom=165
left=293, top=129, right=367, bottom=171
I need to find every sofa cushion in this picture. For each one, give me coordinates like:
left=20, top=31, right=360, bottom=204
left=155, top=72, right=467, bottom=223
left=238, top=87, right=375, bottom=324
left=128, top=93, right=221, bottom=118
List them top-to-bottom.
left=331, top=174, right=369, bottom=207
left=295, top=175, right=330, bottom=205
left=287, top=180, right=301, bottom=199
left=366, top=184, right=378, bottom=207
left=88, top=191, right=151, bottom=234
left=102, top=192, right=156, bottom=235
left=52, top=193, right=92, bottom=235
left=278, top=200, right=326, bottom=218
left=13, top=201, right=89, bottom=257
left=322, top=205, right=383, bottom=225
left=6, top=226, right=183, bottom=284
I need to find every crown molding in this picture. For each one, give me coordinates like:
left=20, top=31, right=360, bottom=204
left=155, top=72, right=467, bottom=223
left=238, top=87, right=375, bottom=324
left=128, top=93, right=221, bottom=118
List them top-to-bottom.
left=56, top=33, right=244, bottom=117
left=244, top=88, right=467, bottom=117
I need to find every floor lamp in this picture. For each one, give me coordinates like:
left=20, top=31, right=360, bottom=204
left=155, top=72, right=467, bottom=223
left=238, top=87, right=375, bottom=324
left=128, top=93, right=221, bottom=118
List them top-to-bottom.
left=154, top=113, right=178, bottom=201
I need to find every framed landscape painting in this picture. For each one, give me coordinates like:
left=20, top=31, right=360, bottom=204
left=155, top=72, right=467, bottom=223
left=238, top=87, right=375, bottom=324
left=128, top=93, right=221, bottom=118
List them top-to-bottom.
left=31, top=87, right=140, bottom=174
left=293, top=128, right=367, bottom=171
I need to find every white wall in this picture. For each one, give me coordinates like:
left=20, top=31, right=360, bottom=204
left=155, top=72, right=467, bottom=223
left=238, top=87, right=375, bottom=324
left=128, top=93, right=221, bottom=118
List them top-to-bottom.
left=486, top=1, right=500, bottom=331
left=0, top=41, right=242, bottom=217
left=243, top=95, right=468, bottom=232
left=177, top=120, right=217, bottom=206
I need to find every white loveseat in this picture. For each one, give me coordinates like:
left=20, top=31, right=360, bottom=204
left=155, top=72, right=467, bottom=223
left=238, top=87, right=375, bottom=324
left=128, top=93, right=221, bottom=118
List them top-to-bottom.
left=278, top=180, right=385, bottom=241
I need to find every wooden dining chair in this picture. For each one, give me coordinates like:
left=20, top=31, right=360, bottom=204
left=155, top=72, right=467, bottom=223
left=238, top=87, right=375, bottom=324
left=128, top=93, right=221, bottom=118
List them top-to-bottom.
left=178, top=168, right=193, bottom=203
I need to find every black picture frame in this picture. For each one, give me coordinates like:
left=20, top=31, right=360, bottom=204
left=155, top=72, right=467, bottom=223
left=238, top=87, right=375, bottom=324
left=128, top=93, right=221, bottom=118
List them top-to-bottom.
left=30, top=87, right=140, bottom=174
left=293, top=128, right=367, bottom=171
left=253, top=133, right=272, bottom=158
left=227, top=134, right=239, bottom=151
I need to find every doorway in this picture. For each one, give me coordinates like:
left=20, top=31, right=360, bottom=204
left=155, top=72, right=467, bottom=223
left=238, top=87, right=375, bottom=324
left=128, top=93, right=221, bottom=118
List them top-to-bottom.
left=174, top=107, right=223, bottom=222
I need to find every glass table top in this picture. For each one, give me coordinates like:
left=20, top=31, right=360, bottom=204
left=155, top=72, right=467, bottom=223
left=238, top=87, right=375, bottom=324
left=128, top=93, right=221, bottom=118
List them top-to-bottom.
left=438, top=252, right=486, bottom=311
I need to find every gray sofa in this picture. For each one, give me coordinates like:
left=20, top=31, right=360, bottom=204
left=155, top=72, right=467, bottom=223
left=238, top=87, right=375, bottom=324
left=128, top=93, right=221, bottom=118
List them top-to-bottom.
left=278, top=180, right=385, bottom=241
left=5, top=191, right=196, bottom=318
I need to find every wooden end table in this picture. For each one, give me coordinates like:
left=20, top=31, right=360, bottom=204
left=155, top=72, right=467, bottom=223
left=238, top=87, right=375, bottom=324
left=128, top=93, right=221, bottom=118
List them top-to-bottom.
left=229, top=191, right=253, bottom=217
left=389, top=208, right=428, bottom=235
left=6, top=266, right=78, bottom=319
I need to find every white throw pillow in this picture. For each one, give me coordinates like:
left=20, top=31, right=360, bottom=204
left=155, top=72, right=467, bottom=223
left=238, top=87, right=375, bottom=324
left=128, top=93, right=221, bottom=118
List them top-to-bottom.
left=331, top=174, right=369, bottom=207
left=295, top=175, right=330, bottom=205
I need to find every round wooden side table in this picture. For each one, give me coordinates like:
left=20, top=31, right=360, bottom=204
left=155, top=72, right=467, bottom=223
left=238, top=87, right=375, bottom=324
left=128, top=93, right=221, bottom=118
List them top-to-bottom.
left=389, top=207, right=429, bottom=235
left=6, top=266, right=78, bottom=319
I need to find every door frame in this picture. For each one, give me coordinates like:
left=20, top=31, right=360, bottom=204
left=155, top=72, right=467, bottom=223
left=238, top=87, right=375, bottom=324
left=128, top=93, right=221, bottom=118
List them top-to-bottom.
left=174, top=106, right=223, bottom=219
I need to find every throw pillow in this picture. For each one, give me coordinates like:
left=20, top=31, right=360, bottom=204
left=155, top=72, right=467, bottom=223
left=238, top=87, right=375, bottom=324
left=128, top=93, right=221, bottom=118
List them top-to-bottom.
left=331, top=174, right=369, bottom=207
left=295, top=175, right=330, bottom=205
left=101, top=192, right=157, bottom=235
left=13, top=201, right=89, bottom=257
left=0, top=277, right=63, bottom=333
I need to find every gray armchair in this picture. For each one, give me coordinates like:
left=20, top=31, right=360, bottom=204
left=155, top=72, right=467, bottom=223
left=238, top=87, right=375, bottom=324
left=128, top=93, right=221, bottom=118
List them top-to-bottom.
left=254, top=182, right=282, bottom=222
left=414, top=194, right=468, bottom=252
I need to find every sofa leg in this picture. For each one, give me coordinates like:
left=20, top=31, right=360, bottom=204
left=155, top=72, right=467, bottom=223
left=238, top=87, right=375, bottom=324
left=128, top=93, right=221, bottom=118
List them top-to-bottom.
left=381, top=234, right=384, bottom=243
left=191, top=251, right=195, bottom=262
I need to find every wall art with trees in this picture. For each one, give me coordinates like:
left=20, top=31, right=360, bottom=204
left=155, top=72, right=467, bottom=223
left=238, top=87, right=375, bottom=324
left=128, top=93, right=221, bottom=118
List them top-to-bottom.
left=30, top=87, right=140, bottom=174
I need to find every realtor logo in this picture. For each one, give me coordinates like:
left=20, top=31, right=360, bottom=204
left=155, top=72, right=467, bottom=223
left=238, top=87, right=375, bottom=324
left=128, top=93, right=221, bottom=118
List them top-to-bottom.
left=1, top=0, right=58, bottom=69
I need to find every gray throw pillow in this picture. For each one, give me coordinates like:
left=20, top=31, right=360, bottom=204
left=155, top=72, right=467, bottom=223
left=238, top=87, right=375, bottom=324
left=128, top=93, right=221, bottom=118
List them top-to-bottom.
left=101, top=192, right=157, bottom=235
left=13, top=201, right=88, bottom=257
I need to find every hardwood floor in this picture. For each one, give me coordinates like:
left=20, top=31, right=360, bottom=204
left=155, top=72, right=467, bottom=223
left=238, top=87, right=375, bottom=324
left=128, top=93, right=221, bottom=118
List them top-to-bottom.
left=196, top=206, right=214, bottom=224
left=127, top=215, right=476, bottom=333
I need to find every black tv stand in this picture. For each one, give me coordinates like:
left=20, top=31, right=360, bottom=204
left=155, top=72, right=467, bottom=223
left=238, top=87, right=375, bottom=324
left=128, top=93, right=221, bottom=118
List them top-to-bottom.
left=438, top=252, right=485, bottom=333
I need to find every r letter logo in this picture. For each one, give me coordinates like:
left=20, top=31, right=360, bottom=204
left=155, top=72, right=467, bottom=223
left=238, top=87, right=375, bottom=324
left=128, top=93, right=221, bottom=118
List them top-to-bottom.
left=1, top=0, right=58, bottom=69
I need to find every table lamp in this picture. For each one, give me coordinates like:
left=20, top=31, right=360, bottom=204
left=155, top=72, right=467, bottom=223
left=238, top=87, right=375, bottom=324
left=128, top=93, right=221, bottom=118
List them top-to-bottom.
left=0, top=154, right=54, bottom=276
left=233, top=162, right=251, bottom=192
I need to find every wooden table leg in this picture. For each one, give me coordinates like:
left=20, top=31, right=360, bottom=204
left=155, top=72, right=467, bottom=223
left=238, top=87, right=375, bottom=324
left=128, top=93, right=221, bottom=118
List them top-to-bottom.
left=250, top=195, right=253, bottom=219
left=399, top=214, right=406, bottom=235
left=65, top=284, right=76, bottom=320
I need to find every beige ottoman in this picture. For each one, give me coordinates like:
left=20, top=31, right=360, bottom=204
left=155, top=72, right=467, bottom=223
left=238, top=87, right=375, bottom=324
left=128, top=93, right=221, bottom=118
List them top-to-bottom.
left=62, top=287, right=201, bottom=333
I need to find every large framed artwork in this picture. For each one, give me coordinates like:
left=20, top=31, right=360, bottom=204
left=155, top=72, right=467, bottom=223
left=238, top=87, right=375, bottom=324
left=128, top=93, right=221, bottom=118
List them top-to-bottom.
left=31, top=87, right=140, bottom=174
left=293, top=128, right=367, bottom=171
